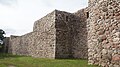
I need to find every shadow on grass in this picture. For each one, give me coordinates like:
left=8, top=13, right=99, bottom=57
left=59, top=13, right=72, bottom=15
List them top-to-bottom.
left=0, top=53, right=24, bottom=59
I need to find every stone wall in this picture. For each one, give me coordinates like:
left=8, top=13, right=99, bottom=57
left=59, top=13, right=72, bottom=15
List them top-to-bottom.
left=4, top=0, right=120, bottom=67
left=87, top=0, right=120, bottom=67
left=73, top=9, right=88, bottom=59
left=7, top=10, right=88, bottom=59
left=55, top=10, right=88, bottom=59
left=8, top=11, right=56, bottom=59
left=32, top=11, right=56, bottom=58
left=33, top=11, right=56, bottom=32
left=55, top=11, right=74, bottom=58
left=9, top=33, right=35, bottom=56
left=3, top=37, right=9, bottom=53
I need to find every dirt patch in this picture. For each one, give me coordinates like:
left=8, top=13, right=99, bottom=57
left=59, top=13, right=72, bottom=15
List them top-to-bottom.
left=8, top=65, right=16, bottom=67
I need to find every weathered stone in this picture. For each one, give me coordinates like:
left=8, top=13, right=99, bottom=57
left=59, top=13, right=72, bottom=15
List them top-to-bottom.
left=2, top=0, right=120, bottom=67
left=88, top=0, right=120, bottom=67
left=102, top=7, right=108, bottom=12
left=6, top=10, right=88, bottom=59
left=97, top=30, right=105, bottom=35
left=115, top=32, right=120, bottom=37
left=99, top=35, right=107, bottom=41
left=113, top=38, right=120, bottom=42
left=102, top=49, right=108, bottom=54
left=112, top=54, right=120, bottom=61
left=113, top=65, right=120, bottom=67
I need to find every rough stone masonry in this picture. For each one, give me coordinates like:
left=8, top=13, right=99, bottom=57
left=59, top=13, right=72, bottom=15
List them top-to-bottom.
left=3, top=0, right=120, bottom=67
left=88, top=0, right=120, bottom=67
left=7, top=10, right=88, bottom=59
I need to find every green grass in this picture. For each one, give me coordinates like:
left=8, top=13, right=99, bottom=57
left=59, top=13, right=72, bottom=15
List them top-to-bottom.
left=0, top=53, right=99, bottom=67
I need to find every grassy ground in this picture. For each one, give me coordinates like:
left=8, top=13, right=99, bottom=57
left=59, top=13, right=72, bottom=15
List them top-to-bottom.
left=0, top=53, right=99, bottom=67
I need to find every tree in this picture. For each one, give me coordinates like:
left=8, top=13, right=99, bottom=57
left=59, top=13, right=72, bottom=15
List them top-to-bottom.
left=0, top=29, right=5, bottom=49
left=0, top=29, right=5, bottom=40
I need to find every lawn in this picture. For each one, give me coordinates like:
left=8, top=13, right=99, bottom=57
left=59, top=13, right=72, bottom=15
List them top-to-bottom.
left=0, top=53, right=99, bottom=67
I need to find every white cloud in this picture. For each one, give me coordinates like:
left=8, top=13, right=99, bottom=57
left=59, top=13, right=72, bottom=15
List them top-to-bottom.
left=0, top=0, right=88, bottom=37
left=0, top=0, right=17, bottom=6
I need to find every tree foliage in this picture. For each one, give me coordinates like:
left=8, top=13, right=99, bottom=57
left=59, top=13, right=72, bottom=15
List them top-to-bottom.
left=0, top=29, right=5, bottom=45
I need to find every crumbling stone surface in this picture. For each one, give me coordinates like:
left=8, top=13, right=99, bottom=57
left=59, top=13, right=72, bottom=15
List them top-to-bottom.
left=4, top=0, right=120, bottom=67
left=87, top=0, right=120, bottom=67
left=8, top=10, right=88, bottom=59
left=55, top=10, right=88, bottom=59
left=9, top=11, right=56, bottom=59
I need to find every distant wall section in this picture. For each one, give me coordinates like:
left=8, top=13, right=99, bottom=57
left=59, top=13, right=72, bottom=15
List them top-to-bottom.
left=9, top=11, right=56, bottom=59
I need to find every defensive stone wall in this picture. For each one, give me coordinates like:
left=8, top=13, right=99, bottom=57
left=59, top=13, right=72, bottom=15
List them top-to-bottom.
left=4, top=0, right=120, bottom=66
left=88, top=0, right=120, bottom=67
left=73, top=9, right=88, bottom=59
left=7, top=10, right=88, bottom=59
left=55, top=10, right=88, bottom=59
left=8, top=11, right=56, bottom=59
left=32, top=11, right=56, bottom=58
left=3, top=37, right=9, bottom=53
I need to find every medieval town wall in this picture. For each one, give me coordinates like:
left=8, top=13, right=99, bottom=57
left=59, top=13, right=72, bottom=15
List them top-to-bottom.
left=4, top=0, right=120, bottom=66
left=87, top=0, right=120, bottom=67
left=7, top=10, right=88, bottom=59
left=55, top=10, right=88, bottom=59
left=8, top=11, right=56, bottom=59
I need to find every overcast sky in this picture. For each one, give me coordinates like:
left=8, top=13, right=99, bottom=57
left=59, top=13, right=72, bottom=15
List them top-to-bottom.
left=0, top=0, right=88, bottom=36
